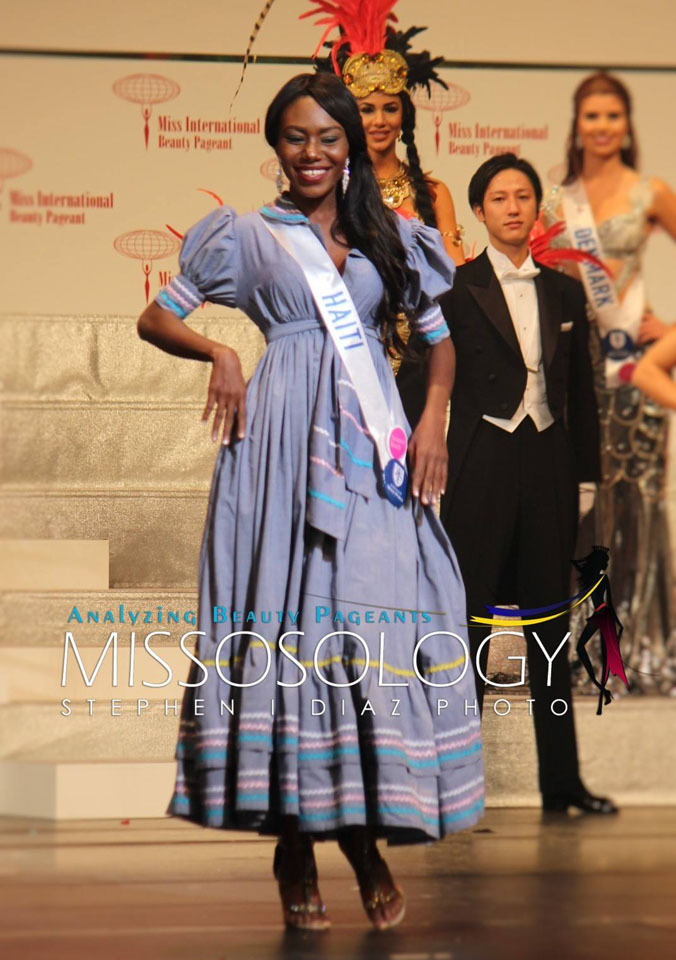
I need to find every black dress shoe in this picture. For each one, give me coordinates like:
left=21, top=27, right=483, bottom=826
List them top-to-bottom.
left=542, top=789, right=619, bottom=814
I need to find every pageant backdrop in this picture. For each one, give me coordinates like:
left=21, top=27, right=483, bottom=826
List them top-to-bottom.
left=1, top=0, right=676, bottom=816
left=2, top=52, right=676, bottom=583
left=1, top=58, right=676, bottom=318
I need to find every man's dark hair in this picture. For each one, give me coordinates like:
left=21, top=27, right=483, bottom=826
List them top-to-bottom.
left=468, top=153, right=543, bottom=209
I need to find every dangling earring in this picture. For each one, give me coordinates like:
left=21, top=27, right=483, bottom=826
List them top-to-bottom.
left=575, top=133, right=583, bottom=149
left=622, top=133, right=631, bottom=150
left=342, top=159, right=350, bottom=193
left=275, top=163, right=284, bottom=195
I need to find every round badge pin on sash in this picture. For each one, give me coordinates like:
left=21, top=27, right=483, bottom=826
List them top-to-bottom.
left=602, top=329, right=635, bottom=361
left=602, top=330, right=637, bottom=385
left=384, top=426, right=409, bottom=507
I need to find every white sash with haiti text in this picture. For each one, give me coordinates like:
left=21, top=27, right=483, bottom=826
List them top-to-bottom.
left=561, top=179, right=646, bottom=386
left=260, top=214, right=409, bottom=507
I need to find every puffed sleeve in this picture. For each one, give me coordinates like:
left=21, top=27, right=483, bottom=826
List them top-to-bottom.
left=154, top=205, right=239, bottom=318
left=398, top=217, right=454, bottom=345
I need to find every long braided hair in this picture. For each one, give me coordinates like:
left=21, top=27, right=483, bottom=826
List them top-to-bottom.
left=400, top=91, right=437, bottom=228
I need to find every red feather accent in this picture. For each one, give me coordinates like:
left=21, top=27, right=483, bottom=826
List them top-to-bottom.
left=300, top=0, right=400, bottom=66
left=197, top=187, right=225, bottom=206
left=165, top=188, right=224, bottom=243
left=529, top=219, right=612, bottom=274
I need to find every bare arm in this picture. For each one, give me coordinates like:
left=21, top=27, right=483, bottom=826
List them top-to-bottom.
left=649, top=178, right=676, bottom=240
left=430, top=179, right=465, bottom=267
left=632, top=180, right=676, bottom=344
left=139, top=301, right=225, bottom=361
left=137, top=302, right=247, bottom=444
left=632, top=326, right=676, bottom=409
left=424, top=335, right=455, bottom=417
left=408, top=337, right=455, bottom=505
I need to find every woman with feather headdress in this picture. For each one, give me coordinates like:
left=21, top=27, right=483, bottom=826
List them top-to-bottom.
left=302, top=0, right=466, bottom=266
left=302, top=0, right=466, bottom=429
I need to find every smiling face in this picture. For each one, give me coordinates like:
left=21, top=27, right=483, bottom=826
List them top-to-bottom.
left=357, top=91, right=403, bottom=156
left=577, top=92, right=629, bottom=159
left=275, top=96, right=349, bottom=203
left=474, top=168, right=538, bottom=251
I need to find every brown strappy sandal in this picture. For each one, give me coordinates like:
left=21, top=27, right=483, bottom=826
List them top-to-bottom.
left=338, top=830, right=406, bottom=931
left=273, top=835, right=331, bottom=932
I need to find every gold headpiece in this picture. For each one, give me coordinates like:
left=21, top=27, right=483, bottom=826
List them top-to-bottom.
left=301, top=1, right=409, bottom=99
left=342, top=49, right=408, bottom=97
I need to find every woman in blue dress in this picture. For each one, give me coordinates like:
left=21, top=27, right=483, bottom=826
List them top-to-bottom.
left=138, top=73, right=483, bottom=933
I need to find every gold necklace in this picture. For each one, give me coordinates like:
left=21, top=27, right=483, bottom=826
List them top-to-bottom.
left=377, top=162, right=412, bottom=210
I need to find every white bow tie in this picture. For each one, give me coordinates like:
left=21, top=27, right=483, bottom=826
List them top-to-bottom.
left=501, top=265, right=541, bottom=281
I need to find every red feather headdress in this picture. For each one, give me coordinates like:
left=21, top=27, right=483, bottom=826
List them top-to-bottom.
left=300, top=0, right=400, bottom=65
left=301, top=0, right=410, bottom=97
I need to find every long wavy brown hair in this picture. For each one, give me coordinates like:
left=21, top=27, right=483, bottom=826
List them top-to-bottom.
left=563, top=72, right=639, bottom=185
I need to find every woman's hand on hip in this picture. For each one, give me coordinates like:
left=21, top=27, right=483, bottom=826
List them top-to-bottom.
left=203, top=345, right=247, bottom=445
left=408, top=408, right=448, bottom=506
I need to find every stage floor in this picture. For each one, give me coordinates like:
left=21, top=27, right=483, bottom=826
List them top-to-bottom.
left=1, top=808, right=675, bottom=960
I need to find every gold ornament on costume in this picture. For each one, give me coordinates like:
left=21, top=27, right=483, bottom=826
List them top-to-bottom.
left=342, top=49, right=408, bottom=98
left=377, top=162, right=412, bottom=209
left=441, top=224, right=465, bottom=247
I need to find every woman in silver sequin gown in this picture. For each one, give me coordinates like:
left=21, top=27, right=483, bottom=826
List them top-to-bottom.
left=542, top=72, right=676, bottom=695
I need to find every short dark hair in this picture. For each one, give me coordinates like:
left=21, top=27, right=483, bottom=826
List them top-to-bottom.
left=468, top=153, right=543, bottom=209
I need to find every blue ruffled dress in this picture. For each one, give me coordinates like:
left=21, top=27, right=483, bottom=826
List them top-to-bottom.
left=156, top=197, right=484, bottom=842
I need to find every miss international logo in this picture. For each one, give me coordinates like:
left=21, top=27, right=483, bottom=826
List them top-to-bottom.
left=112, top=73, right=181, bottom=149
left=411, top=82, right=471, bottom=154
left=470, top=546, right=629, bottom=714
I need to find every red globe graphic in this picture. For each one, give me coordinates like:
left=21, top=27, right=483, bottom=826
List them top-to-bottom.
left=112, top=74, right=180, bottom=106
left=113, top=74, right=181, bottom=149
left=411, top=83, right=472, bottom=154
left=412, top=84, right=471, bottom=113
left=0, top=148, right=33, bottom=205
left=0, top=148, right=32, bottom=181
left=260, top=156, right=287, bottom=189
left=114, top=229, right=180, bottom=303
left=114, top=229, right=179, bottom=261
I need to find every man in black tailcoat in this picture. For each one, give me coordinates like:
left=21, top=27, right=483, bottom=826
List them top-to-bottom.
left=404, top=153, right=616, bottom=813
